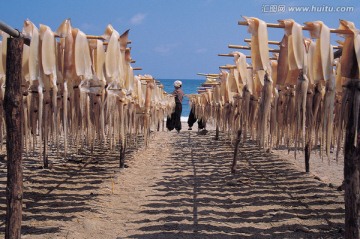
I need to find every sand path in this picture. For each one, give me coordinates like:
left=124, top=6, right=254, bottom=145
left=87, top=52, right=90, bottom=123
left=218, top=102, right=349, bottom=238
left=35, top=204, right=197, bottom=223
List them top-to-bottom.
left=0, top=128, right=344, bottom=238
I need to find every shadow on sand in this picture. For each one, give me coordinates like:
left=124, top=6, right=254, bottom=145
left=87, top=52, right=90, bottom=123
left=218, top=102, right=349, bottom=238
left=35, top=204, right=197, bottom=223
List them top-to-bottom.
left=125, top=130, right=344, bottom=239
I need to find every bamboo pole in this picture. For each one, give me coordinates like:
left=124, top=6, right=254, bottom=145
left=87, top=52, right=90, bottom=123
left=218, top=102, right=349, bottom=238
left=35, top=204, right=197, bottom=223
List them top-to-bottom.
left=238, top=20, right=354, bottom=34
left=54, top=33, right=132, bottom=44
left=244, top=38, right=281, bottom=45
left=228, top=44, right=280, bottom=53
left=218, top=53, right=277, bottom=60
left=218, top=53, right=235, bottom=57
left=219, top=65, right=237, bottom=69
left=197, top=73, right=220, bottom=77
left=140, top=77, right=154, bottom=82
left=202, top=83, right=220, bottom=87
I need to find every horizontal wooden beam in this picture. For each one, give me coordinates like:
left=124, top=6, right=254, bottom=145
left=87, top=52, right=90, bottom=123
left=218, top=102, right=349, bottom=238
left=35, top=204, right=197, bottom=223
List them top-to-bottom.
left=244, top=38, right=281, bottom=45
left=228, top=44, right=280, bottom=53
left=218, top=53, right=234, bottom=57
left=219, top=65, right=236, bottom=69
left=197, top=73, right=220, bottom=77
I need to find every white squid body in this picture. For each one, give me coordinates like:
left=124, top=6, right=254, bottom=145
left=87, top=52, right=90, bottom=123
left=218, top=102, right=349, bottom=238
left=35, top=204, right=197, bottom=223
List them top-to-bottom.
left=243, top=16, right=270, bottom=77
left=244, top=16, right=273, bottom=148
left=56, top=18, right=76, bottom=157
left=279, top=19, right=304, bottom=86
left=279, top=19, right=304, bottom=70
left=23, top=20, right=41, bottom=85
left=23, top=20, right=43, bottom=158
left=281, top=20, right=307, bottom=155
left=338, top=20, right=360, bottom=79
left=304, top=21, right=332, bottom=83
left=305, top=21, right=335, bottom=158
left=39, top=24, right=57, bottom=88
left=40, top=24, right=58, bottom=146
left=105, top=25, right=124, bottom=87
left=74, top=28, right=95, bottom=145
left=74, top=29, right=93, bottom=80
left=0, top=31, right=9, bottom=81
left=0, top=33, right=7, bottom=99
left=0, top=34, right=7, bottom=151
left=303, top=38, right=316, bottom=85
left=89, top=39, right=106, bottom=141
left=94, top=39, right=106, bottom=82
left=124, top=48, right=134, bottom=96
left=234, top=51, right=250, bottom=93
left=233, top=52, right=254, bottom=139
left=270, top=59, right=278, bottom=86
left=233, top=68, right=243, bottom=96
left=227, top=69, right=239, bottom=96
left=219, top=70, right=229, bottom=104
left=133, top=75, right=144, bottom=107
left=143, top=78, right=154, bottom=146
left=213, top=84, right=221, bottom=106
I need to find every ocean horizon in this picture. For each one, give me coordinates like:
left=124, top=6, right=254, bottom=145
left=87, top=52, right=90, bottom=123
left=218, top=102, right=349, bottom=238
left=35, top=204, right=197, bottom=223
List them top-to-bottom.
left=159, top=78, right=204, bottom=117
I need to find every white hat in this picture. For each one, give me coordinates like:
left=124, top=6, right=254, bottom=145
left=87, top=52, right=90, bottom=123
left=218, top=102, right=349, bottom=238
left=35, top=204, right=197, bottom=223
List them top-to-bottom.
left=174, top=80, right=182, bottom=87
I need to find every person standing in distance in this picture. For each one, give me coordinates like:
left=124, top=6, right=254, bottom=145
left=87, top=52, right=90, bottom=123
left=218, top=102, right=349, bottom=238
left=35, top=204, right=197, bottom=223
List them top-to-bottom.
left=166, top=80, right=184, bottom=133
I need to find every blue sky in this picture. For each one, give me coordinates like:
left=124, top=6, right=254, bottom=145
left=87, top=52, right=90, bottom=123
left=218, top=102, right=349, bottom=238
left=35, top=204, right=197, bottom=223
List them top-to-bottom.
left=1, top=0, right=359, bottom=79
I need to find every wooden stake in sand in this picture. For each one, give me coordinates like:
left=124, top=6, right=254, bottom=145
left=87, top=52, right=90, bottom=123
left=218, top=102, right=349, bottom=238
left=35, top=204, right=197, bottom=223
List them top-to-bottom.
left=4, top=37, right=24, bottom=239
left=343, top=78, right=360, bottom=238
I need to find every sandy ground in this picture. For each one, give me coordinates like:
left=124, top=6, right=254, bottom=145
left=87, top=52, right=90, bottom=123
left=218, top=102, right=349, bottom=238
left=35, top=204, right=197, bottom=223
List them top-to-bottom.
left=0, top=122, right=345, bottom=238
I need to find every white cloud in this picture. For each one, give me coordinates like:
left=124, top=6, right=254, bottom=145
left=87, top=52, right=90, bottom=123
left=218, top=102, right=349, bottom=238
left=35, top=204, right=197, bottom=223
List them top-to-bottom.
left=130, top=13, right=146, bottom=25
left=80, top=23, right=95, bottom=31
left=154, top=43, right=179, bottom=55
left=196, top=48, right=207, bottom=54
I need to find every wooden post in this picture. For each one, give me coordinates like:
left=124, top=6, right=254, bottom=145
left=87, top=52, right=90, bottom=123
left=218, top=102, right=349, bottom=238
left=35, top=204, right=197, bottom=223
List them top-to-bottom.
left=4, top=38, right=24, bottom=239
left=344, top=79, right=360, bottom=239
left=43, top=101, right=49, bottom=168
left=119, top=102, right=126, bottom=168
left=214, top=124, right=219, bottom=140
left=231, top=129, right=242, bottom=174
left=119, top=139, right=126, bottom=168
left=304, top=142, right=310, bottom=173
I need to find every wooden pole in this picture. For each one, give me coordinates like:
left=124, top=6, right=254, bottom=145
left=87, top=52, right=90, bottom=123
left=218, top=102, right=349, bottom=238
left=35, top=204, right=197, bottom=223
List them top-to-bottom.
left=4, top=37, right=24, bottom=239
left=244, top=38, right=281, bottom=45
left=228, top=44, right=280, bottom=53
left=218, top=53, right=277, bottom=60
left=219, top=65, right=237, bottom=69
left=197, top=73, right=219, bottom=77
left=344, top=79, right=360, bottom=238
left=119, top=102, right=126, bottom=168
left=215, top=124, right=219, bottom=140
left=231, top=129, right=242, bottom=174
left=119, top=138, right=126, bottom=168
left=304, top=142, right=310, bottom=173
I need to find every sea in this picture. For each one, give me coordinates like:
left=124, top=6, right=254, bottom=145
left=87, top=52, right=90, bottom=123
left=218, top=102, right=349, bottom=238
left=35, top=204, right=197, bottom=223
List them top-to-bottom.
left=159, top=79, right=204, bottom=119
